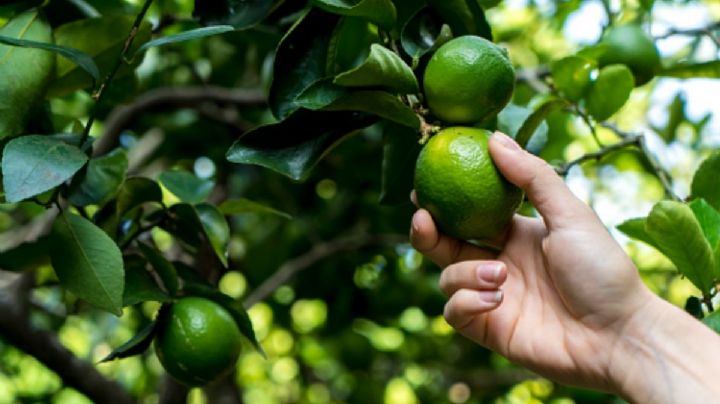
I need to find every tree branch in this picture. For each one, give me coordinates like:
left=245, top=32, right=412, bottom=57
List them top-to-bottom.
left=655, top=21, right=720, bottom=47
left=93, top=86, right=266, bottom=158
left=555, top=135, right=640, bottom=175
left=243, top=234, right=407, bottom=308
left=0, top=271, right=135, bottom=404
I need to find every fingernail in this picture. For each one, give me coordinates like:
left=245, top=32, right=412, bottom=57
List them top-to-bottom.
left=493, top=131, right=521, bottom=151
left=411, top=211, right=421, bottom=233
left=477, top=263, right=503, bottom=283
left=478, top=290, right=503, bottom=304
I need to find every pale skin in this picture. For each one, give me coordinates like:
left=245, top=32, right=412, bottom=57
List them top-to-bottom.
left=410, top=132, right=720, bottom=402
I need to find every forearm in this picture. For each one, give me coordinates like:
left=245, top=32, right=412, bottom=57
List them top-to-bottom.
left=610, top=296, right=720, bottom=403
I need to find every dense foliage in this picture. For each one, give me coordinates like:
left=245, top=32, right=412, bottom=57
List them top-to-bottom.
left=0, top=0, right=719, bottom=403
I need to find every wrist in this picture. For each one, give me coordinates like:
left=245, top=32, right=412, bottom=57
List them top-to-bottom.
left=608, top=292, right=720, bottom=403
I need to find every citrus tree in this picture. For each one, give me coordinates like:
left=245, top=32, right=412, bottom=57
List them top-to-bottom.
left=0, top=0, right=719, bottom=402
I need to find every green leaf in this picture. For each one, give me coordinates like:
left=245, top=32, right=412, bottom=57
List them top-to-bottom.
left=193, top=0, right=273, bottom=29
left=311, top=0, right=397, bottom=29
left=428, top=0, right=492, bottom=39
left=400, top=6, right=453, bottom=59
left=0, top=9, right=54, bottom=139
left=268, top=9, right=339, bottom=120
left=49, top=15, right=152, bottom=97
left=327, top=17, right=377, bottom=76
left=134, top=25, right=234, bottom=56
left=0, top=35, right=99, bottom=81
left=334, top=44, right=419, bottom=94
left=550, top=56, right=595, bottom=101
left=658, top=60, right=720, bottom=79
left=585, top=64, right=634, bottom=121
left=294, top=79, right=349, bottom=110
left=298, top=88, right=420, bottom=129
left=655, top=92, right=686, bottom=142
left=515, top=98, right=568, bottom=150
left=496, top=104, right=548, bottom=155
left=226, top=110, right=376, bottom=180
left=379, top=121, right=421, bottom=205
left=2, top=135, right=88, bottom=203
left=67, top=148, right=128, bottom=207
left=691, top=152, right=720, bottom=211
left=159, top=169, right=214, bottom=204
left=116, top=177, right=164, bottom=218
left=218, top=198, right=292, bottom=220
left=689, top=198, right=720, bottom=249
left=645, top=201, right=715, bottom=294
left=163, top=203, right=205, bottom=247
left=196, top=203, right=230, bottom=268
left=50, top=212, right=124, bottom=316
left=617, top=217, right=658, bottom=248
left=0, top=237, right=49, bottom=272
left=715, top=241, right=720, bottom=283
left=138, top=243, right=178, bottom=296
left=122, top=254, right=170, bottom=306
left=182, top=282, right=263, bottom=355
left=684, top=296, right=704, bottom=319
left=702, top=310, right=720, bottom=334
left=100, top=320, right=157, bottom=362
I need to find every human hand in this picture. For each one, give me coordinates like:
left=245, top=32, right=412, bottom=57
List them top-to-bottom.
left=410, top=132, right=657, bottom=392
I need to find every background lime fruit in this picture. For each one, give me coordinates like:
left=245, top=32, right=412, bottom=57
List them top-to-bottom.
left=598, top=24, right=660, bottom=86
left=423, top=35, right=515, bottom=124
left=414, top=127, right=523, bottom=241
left=154, top=297, right=242, bottom=386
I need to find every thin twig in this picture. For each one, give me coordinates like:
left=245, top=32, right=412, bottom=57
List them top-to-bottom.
left=80, top=0, right=155, bottom=146
left=655, top=21, right=720, bottom=47
left=574, top=105, right=603, bottom=147
left=555, top=135, right=641, bottom=175
left=243, top=234, right=407, bottom=308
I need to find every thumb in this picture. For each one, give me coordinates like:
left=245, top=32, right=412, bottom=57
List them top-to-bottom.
left=488, top=131, right=592, bottom=229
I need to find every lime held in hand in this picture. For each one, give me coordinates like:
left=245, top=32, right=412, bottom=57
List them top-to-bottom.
left=414, top=127, right=523, bottom=241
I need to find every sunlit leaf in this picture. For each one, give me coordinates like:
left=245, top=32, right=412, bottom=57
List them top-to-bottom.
left=0, top=9, right=53, bottom=138
left=0, top=34, right=99, bottom=81
left=550, top=56, right=594, bottom=101
left=585, top=64, right=634, bottom=121
left=515, top=97, right=568, bottom=150
left=496, top=104, right=547, bottom=155
left=2, top=135, right=88, bottom=203
left=691, top=152, right=720, bottom=211
left=159, top=169, right=214, bottom=204
left=689, top=198, right=720, bottom=249
left=645, top=201, right=715, bottom=294
left=50, top=212, right=124, bottom=316
left=617, top=217, right=657, bottom=248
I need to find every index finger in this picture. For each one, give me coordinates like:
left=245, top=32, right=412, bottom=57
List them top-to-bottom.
left=410, top=209, right=496, bottom=267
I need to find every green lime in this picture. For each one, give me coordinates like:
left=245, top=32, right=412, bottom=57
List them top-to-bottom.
left=598, top=24, right=661, bottom=86
left=423, top=35, right=515, bottom=124
left=414, top=127, right=523, bottom=241
left=154, top=297, right=242, bottom=386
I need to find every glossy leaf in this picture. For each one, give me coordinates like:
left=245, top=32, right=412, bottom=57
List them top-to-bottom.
left=193, top=0, right=273, bottom=29
left=311, top=0, right=397, bottom=29
left=428, top=0, right=491, bottom=39
left=400, top=6, right=453, bottom=59
left=0, top=9, right=53, bottom=139
left=268, top=9, right=339, bottom=120
left=49, top=15, right=152, bottom=97
left=327, top=17, right=377, bottom=76
left=134, top=25, right=234, bottom=56
left=0, top=34, right=99, bottom=81
left=334, top=44, right=419, bottom=94
left=550, top=56, right=594, bottom=101
left=658, top=61, right=720, bottom=79
left=585, top=64, right=634, bottom=121
left=294, top=79, right=349, bottom=110
left=298, top=88, right=420, bottom=129
left=515, top=98, right=568, bottom=150
left=496, top=104, right=548, bottom=155
left=226, top=110, right=376, bottom=180
left=379, top=121, right=421, bottom=204
left=2, top=135, right=88, bottom=203
left=67, top=148, right=128, bottom=207
left=691, top=152, right=720, bottom=211
left=159, top=169, right=214, bottom=204
left=116, top=177, right=164, bottom=218
left=219, top=198, right=292, bottom=220
left=689, top=198, right=720, bottom=249
left=646, top=201, right=715, bottom=294
left=196, top=203, right=230, bottom=267
left=50, top=212, right=124, bottom=316
left=617, top=217, right=657, bottom=248
left=0, top=237, right=49, bottom=272
left=138, top=243, right=178, bottom=296
left=122, top=254, right=170, bottom=306
left=182, top=282, right=263, bottom=354
left=100, top=320, right=157, bottom=362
